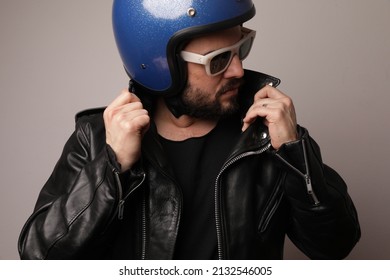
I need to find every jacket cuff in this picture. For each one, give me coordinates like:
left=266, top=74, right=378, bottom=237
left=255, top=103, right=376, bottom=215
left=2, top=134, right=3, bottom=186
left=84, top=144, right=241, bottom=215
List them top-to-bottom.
left=274, top=125, right=322, bottom=205
left=275, top=125, right=309, bottom=175
left=105, top=144, right=145, bottom=196
left=106, top=144, right=122, bottom=171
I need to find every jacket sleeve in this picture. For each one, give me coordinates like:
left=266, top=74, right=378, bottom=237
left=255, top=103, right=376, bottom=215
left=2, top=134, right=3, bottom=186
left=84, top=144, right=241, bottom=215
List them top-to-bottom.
left=18, top=116, right=144, bottom=259
left=275, top=126, right=361, bottom=259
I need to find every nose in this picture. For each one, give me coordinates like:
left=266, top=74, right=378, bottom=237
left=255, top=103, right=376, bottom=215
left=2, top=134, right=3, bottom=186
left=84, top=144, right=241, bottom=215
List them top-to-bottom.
left=223, top=54, right=244, bottom=79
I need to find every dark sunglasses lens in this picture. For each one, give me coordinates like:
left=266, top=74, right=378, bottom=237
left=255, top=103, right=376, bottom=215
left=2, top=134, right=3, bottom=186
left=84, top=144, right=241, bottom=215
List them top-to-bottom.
left=239, top=38, right=253, bottom=60
left=210, top=51, right=232, bottom=74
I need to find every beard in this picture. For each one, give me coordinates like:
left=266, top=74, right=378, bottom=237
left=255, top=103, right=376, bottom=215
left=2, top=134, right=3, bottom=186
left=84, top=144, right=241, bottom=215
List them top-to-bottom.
left=180, top=78, right=244, bottom=119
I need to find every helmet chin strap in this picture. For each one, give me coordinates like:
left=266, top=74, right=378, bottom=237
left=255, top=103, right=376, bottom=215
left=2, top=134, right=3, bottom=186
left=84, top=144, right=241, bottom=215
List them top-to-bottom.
left=163, top=94, right=188, bottom=118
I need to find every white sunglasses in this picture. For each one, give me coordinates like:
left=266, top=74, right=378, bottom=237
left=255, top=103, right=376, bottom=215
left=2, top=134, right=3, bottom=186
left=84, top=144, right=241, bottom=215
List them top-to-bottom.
left=180, top=27, right=256, bottom=76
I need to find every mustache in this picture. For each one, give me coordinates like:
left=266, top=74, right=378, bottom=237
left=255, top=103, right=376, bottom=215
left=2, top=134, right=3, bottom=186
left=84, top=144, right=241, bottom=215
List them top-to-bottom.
left=217, top=78, right=245, bottom=97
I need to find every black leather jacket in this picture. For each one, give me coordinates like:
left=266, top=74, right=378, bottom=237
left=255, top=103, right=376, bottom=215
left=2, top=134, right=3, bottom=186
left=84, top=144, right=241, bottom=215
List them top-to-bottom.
left=18, top=71, right=360, bottom=260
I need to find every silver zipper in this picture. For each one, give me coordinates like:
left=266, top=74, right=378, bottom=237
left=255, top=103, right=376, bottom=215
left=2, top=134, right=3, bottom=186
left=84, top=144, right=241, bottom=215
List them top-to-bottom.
left=274, top=139, right=320, bottom=205
left=214, top=142, right=272, bottom=260
left=113, top=168, right=148, bottom=258
left=113, top=169, right=124, bottom=219
left=113, top=170, right=146, bottom=220
left=141, top=193, right=147, bottom=260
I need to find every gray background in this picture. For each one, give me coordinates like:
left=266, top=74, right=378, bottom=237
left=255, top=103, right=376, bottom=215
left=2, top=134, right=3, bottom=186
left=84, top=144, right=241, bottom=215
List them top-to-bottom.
left=1, top=0, right=389, bottom=259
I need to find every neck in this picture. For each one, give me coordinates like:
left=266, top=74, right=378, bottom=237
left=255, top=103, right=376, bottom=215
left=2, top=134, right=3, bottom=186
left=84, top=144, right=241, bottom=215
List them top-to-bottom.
left=154, top=98, right=218, bottom=141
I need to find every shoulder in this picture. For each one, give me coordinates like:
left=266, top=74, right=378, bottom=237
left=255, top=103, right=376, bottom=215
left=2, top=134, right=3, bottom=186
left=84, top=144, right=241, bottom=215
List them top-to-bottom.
left=74, top=107, right=107, bottom=140
left=75, top=107, right=106, bottom=123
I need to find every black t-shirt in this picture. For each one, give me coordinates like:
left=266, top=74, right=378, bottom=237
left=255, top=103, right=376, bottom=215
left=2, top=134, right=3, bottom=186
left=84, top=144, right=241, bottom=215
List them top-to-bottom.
left=159, top=116, right=241, bottom=259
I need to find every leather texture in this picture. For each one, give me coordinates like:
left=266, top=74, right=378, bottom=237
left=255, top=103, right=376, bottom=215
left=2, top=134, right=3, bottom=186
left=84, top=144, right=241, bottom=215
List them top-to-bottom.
left=18, top=70, right=360, bottom=260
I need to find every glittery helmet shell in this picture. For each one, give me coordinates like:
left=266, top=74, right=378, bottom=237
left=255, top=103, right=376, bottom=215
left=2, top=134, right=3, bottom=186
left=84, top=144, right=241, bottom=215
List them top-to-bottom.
left=112, top=0, right=255, bottom=96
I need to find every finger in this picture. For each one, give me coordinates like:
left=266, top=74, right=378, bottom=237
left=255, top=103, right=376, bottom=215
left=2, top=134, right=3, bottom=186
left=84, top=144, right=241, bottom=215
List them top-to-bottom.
left=254, top=85, right=286, bottom=102
left=107, top=89, right=141, bottom=110
left=252, top=98, right=279, bottom=110
left=104, top=99, right=145, bottom=122
left=115, top=100, right=145, bottom=115
left=242, top=101, right=286, bottom=131
left=243, top=102, right=271, bottom=122
left=110, top=104, right=148, bottom=125
left=242, top=106, right=269, bottom=131
left=120, top=111, right=150, bottom=135
left=133, top=114, right=151, bottom=135
left=241, top=122, right=250, bottom=132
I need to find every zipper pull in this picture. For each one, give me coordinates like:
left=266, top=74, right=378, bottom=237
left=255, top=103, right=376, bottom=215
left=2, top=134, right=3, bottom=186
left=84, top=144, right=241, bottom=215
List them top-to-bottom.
left=113, top=168, right=125, bottom=220
left=305, top=174, right=320, bottom=205
left=118, top=200, right=125, bottom=220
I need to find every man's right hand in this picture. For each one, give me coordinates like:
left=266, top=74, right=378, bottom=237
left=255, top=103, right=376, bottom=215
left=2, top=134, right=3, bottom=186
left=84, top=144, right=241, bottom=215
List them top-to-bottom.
left=103, top=89, right=150, bottom=172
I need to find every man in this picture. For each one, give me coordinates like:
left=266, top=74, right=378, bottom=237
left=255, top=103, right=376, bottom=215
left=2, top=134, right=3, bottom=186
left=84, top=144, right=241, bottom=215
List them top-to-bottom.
left=18, top=0, right=360, bottom=259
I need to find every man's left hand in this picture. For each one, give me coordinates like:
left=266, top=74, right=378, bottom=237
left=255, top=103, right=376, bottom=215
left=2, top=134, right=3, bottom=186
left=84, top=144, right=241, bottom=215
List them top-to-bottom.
left=242, top=85, right=298, bottom=150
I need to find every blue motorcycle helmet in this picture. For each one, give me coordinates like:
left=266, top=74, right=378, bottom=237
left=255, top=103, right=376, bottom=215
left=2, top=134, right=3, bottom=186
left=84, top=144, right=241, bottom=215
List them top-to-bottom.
left=112, top=0, right=256, bottom=115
